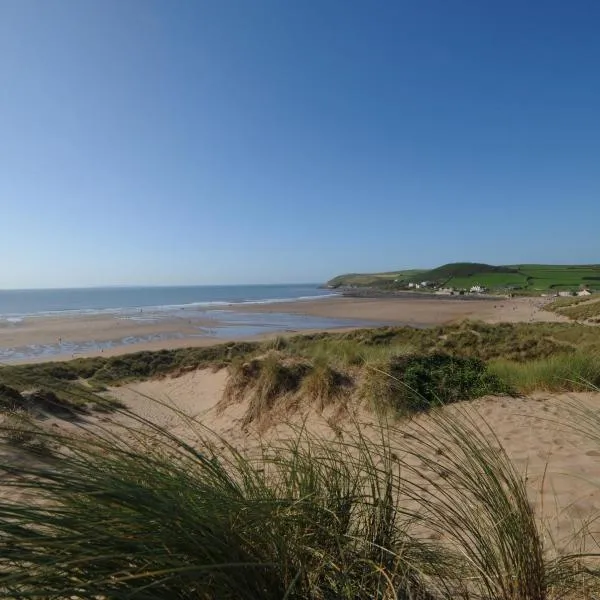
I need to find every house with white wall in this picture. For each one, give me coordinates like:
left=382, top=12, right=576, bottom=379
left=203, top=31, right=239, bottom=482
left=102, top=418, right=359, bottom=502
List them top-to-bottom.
left=470, top=285, right=487, bottom=294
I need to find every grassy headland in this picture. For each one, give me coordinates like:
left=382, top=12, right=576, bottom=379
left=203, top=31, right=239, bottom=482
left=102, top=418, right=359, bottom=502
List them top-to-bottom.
left=327, top=262, right=600, bottom=295
left=325, top=269, right=425, bottom=289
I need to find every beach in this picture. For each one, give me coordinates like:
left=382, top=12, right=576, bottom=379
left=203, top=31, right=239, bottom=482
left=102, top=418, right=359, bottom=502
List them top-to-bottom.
left=0, top=294, right=569, bottom=363
left=241, top=294, right=568, bottom=325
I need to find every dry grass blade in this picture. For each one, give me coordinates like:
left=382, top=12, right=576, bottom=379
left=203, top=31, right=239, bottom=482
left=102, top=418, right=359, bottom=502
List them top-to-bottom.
left=390, top=406, right=591, bottom=599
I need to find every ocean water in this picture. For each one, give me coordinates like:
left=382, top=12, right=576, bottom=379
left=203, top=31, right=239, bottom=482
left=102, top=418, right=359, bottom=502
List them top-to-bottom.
left=0, top=284, right=336, bottom=317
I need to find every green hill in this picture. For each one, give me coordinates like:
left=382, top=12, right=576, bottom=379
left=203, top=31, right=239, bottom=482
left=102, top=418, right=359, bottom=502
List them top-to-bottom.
left=327, top=263, right=600, bottom=293
left=411, top=263, right=519, bottom=283
left=325, top=269, right=425, bottom=289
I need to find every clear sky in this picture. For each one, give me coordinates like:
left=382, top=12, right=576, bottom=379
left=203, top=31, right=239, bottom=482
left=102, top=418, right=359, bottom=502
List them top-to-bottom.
left=2, top=0, right=599, bottom=288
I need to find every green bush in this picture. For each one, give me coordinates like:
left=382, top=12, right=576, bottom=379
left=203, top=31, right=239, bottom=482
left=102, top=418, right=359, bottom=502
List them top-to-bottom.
left=363, top=354, right=511, bottom=415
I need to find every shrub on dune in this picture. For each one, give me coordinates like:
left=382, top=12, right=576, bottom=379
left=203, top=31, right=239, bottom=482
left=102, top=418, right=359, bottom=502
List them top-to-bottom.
left=361, top=354, right=512, bottom=416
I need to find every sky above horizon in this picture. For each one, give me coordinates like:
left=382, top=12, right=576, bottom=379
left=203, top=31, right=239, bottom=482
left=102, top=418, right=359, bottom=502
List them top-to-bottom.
left=2, top=1, right=600, bottom=288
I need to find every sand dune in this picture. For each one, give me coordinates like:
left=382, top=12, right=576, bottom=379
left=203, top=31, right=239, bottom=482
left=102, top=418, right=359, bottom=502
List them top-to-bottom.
left=3, top=364, right=600, bottom=557
left=104, top=368, right=600, bottom=555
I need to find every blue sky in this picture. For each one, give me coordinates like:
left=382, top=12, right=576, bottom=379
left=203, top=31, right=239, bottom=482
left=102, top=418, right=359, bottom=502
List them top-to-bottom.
left=1, top=0, right=599, bottom=288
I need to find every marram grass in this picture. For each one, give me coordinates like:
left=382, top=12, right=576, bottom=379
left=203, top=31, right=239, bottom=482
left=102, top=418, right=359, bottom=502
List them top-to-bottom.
left=0, top=399, right=597, bottom=599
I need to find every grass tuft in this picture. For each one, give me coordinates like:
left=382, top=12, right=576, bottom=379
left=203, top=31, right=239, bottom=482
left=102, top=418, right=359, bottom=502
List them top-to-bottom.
left=489, top=351, right=600, bottom=393
left=223, top=353, right=311, bottom=425
left=301, top=359, right=351, bottom=411
left=0, top=383, right=23, bottom=411
left=395, top=408, right=589, bottom=600
left=1, top=410, right=55, bottom=456
left=0, top=414, right=453, bottom=600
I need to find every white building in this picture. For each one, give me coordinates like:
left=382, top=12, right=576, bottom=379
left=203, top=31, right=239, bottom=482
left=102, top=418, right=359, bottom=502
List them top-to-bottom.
left=470, top=285, right=487, bottom=294
left=578, top=289, right=592, bottom=297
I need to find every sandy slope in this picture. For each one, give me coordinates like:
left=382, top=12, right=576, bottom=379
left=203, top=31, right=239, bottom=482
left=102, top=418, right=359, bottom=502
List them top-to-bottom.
left=2, top=367, right=599, bottom=557
left=105, top=369, right=600, bottom=554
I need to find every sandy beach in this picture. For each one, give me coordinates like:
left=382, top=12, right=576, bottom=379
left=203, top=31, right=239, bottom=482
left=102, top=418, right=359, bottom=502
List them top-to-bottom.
left=241, top=294, right=568, bottom=325
left=0, top=295, right=569, bottom=363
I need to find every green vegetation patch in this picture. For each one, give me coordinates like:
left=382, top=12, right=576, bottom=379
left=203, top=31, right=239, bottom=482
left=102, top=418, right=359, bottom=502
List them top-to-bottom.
left=328, top=262, right=600, bottom=292
left=555, top=299, right=600, bottom=322
left=3, top=321, right=600, bottom=420
left=489, top=351, right=600, bottom=394
left=363, top=354, right=511, bottom=416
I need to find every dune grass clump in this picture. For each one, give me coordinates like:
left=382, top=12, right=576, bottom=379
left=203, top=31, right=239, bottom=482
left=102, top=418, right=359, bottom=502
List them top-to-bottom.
left=545, top=296, right=592, bottom=312
left=558, top=299, right=600, bottom=322
left=435, top=321, right=574, bottom=362
left=223, top=353, right=311, bottom=425
left=361, top=354, right=512, bottom=416
left=301, top=358, right=351, bottom=410
left=0, top=383, right=23, bottom=411
left=0, top=403, right=594, bottom=599
left=396, top=408, right=588, bottom=600
left=1, top=411, right=55, bottom=456
left=0, top=416, right=452, bottom=600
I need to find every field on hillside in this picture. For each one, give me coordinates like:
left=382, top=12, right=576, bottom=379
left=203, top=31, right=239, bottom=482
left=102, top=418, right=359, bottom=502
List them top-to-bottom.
left=328, top=262, right=600, bottom=293
left=437, top=264, right=600, bottom=292
left=515, top=264, right=600, bottom=291
left=444, top=271, right=528, bottom=289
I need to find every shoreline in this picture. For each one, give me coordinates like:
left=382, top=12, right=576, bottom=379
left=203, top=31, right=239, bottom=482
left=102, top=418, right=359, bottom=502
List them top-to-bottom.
left=0, top=295, right=569, bottom=365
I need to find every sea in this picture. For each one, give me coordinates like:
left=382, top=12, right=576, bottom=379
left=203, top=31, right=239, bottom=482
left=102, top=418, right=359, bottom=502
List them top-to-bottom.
left=0, top=284, right=376, bottom=362
left=0, top=284, right=336, bottom=317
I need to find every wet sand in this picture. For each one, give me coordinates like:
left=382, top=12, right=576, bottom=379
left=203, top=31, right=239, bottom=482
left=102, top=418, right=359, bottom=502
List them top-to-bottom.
left=0, top=295, right=568, bottom=364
